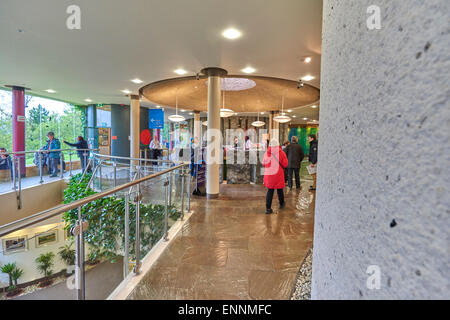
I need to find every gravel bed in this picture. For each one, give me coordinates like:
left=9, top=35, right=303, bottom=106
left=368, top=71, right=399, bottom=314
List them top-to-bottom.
left=291, top=247, right=313, bottom=300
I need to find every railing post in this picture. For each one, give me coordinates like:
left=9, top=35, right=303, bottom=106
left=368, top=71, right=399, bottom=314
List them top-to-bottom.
left=38, top=151, right=43, bottom=183
left=60, top=152, right=64, bottom=178
left=69, top=152, right=73, bottom=177
left=11, top=155, right=16, bottom=190
left=17, top=158, right=22, bottom=210
left=113, top=160, right=117, bottom=188
left=99, top=161, right=102, bottom=190
left=134, top=167, right=141, bottom=275
left=181, top=167, right=185, bottom=221
left=187, top=167, right=191, bottom=212
left=168, top=171, right=172, bottom=206
left=163, top=177, right=169, bottom=241
left=124, top=193, right=130, bottom=278
left=75, top=206, right=85, bottom=300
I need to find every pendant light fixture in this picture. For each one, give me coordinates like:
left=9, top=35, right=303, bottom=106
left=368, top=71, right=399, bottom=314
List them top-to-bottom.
left=220, top=89, right=234, bottom=118
left=168, top=90, right=185, bottom=122
left=273, top=95, right=291, bottom=123
left=252, top=112, right=265, bottom=127
left=202, top=121, right=208, bottom=126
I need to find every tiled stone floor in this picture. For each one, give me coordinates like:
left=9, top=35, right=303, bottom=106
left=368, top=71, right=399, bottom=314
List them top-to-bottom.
left=128, top=181, right=315, bottom=300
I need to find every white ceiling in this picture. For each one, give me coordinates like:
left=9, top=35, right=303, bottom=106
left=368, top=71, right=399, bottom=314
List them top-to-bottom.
left=0, top=0, right=323, bottom=120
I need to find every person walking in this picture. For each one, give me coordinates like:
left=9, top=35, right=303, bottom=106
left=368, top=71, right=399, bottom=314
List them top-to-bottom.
left=43, top=131, right=61, bottom=177
left=308, top=134, right=318, bottom=191
left=63, top=136, right=89, bottom=172
left=285, top=136, right=304, bottom=190
left=262, top=139, right=288, bottom=214
left=0, top=148, right=13, bottom=178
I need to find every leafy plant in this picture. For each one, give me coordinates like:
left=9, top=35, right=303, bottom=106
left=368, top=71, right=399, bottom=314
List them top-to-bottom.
left=62, top=173, right=182, bottom=262
left=58, top=241, right=76, bottom=266
left=35, top=252, right=55, bottom=277
left=1, top=262, right=17, bottom=288
left=11, top=267, right=24, bottom=287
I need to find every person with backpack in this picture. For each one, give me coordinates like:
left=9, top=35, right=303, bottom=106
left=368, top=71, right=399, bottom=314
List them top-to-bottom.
left=43, top=131, right=61, bottom=177
left=63, top=136, right=89, bottom=172
left=285, top=136, right=304, bottom=190
left=262, top=139, right=288, bottom=214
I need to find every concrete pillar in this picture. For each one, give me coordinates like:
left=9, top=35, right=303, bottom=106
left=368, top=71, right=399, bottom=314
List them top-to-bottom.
left=312, top=0, right=449, bottom=299
left=201, top=67, right=227, bottom=198
left=11, top=86, right=26, bottom=177
left=129, top=95, right=140, bottom=168
left=193, top=111, right=201, bottom=143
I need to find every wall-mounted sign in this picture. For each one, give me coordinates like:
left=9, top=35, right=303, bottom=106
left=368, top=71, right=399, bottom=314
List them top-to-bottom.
left=149, top=109, right=164, bottom=129
left=16, top=115, right=25, bottom=122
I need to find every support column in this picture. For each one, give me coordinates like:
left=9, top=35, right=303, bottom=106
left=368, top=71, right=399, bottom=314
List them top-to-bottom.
left=312, top=0, right=449, bottom=299
left=201, top=67, right=227, bottom=199
left=11, top=86, right=26, bottom=177
left=129, top=95, right=140, bottom=169
left=193, top=111, right=201, bottom=143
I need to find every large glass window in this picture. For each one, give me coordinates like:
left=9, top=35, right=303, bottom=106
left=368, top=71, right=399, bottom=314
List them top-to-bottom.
left=0, top=89, right=86, bottom=165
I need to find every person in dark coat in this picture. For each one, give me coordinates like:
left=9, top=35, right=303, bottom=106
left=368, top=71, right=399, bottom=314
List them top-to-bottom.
left=308, top=134, right=318, bottom=190
left=63, top=136, right=89, bottom=172
left=285, top=136, right=304, bottom=190
left=262, top=139, right=288, bottom=214
left=0, top=148, right=13, bottom=178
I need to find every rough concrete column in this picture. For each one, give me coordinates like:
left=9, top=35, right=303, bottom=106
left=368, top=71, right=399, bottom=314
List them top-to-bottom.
left=312, top=0, right=449, bottom=299
left=202, top=67, right=227, bottom=198
left=129, top=95, right=140, bottom=169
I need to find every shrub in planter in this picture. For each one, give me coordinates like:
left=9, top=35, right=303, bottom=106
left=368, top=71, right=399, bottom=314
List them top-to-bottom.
left=63, top=173, right=182, bottom=263
left=59, top=241, right=76, bottom=275
left=35, top=252, right=55, bottom=287
left=1, top=262, right=16, bottom=288
left=6, top=267, right=24, bottom=298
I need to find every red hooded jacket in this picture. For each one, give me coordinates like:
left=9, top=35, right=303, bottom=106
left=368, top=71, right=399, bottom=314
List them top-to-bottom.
left=262, top=146, right=288, bottom=189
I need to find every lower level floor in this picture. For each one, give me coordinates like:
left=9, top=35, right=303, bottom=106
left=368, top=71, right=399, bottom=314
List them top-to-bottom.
left=128, top=179, right=315, bottom=300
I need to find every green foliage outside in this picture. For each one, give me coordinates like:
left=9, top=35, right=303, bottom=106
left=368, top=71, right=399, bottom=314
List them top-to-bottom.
left=0, top=91, right=85, bottom=165
left=62, top=173, right=182, bottom=262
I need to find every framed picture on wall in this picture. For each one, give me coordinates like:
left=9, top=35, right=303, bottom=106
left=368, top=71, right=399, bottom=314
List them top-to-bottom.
left=35, top=230, right=58, bottom=248
left=2, top=236, right=28, bottom=254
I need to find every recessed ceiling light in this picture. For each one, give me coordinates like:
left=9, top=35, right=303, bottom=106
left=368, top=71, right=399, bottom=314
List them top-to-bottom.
left=222, top=28, right=242, bottom=39
left=304, top=57, right=312, bottom=63
left=241, top=67, right=255, bottom=74
left=174, top=69, right=188, bottom=75
left=302, top=75, right=315, bottom=81
left=131, top=78, right=143, bottom=84
left=45, top=89, right=56, bottom=93
left=122, top=89, right=132, bottom=94
left=85, top=98, right=92, bottom=102
left=155, top=105, right=161, bottom=108
left=311, top=105, right=318, bottom=108
left=180, top=109, right=186, bottom=112
left=287, top=109, right=293, bottom=113
left=189, top=112, right=193, bottom=115
left=261, top=112, right=265, bottom=115
left=234, top=113, right=238, bottom=115
left=293, top=115, right=297, bottom=118
left=303, top=118, right=308, bottom=120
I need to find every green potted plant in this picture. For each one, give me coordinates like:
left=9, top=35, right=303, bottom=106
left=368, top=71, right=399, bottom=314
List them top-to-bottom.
left=58, top=241, right=76, bottom=276
left=86, top=249, right=102, bottom=266
left=35, top=252, right=55, bottom=287
left=1, top=262, right=16, bottom=289
left=7, top=267, right=24, bottom=298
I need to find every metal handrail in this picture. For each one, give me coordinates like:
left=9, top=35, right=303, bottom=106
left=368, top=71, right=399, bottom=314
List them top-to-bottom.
left=2, top=148, right=96, bottom=156
left=93, top=152, right=173, bottom=164
left=0, top=163, right=187, bottom=238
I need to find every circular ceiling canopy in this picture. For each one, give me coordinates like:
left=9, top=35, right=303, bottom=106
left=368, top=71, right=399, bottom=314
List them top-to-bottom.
left=140, top=75, right=319, bottom=113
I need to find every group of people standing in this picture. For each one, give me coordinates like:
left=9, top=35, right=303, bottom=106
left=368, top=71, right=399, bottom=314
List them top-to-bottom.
left=0, top=132, right=89, bottom=179
left=262, top=134, right=318, bottom=214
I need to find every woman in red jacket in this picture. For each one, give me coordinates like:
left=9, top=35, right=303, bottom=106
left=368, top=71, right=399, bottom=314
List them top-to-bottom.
left=262, top=140, right=288, bottom=214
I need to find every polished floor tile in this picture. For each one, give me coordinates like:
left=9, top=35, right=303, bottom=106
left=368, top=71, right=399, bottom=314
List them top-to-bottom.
left=128, top=181, right=315, bottom=300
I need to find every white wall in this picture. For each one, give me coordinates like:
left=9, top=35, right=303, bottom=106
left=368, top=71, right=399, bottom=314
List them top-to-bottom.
left=312, top=0, right=449, bottom=299
left=0, top=216, right=70, bottom=286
